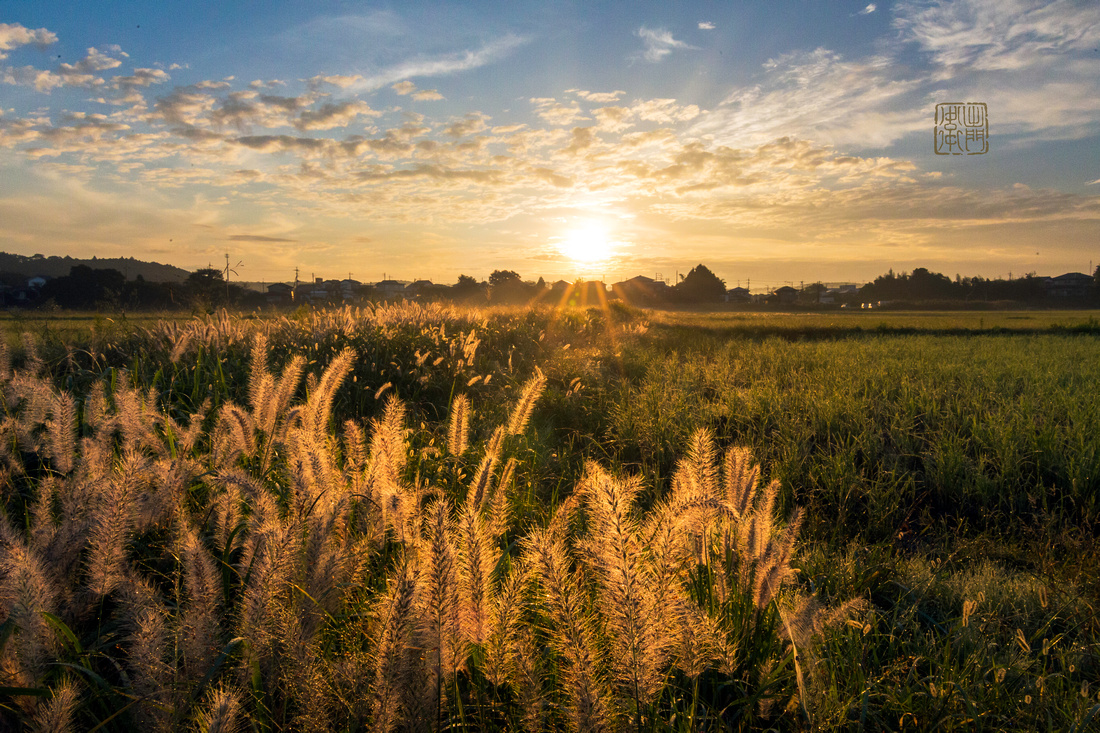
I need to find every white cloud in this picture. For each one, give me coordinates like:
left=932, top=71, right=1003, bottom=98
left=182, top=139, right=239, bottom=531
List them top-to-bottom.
left=685, top=0, right=1100, bottom=155
left=893, top=0, right=1100, bottom=140
left=895, top=0, right=1100, bottom=71
left=858, top=4, right=877, bottom=15
left=698, top=22, right=716, bottom=30
left=0, top=23, right=57, bottom=60
left=635, top=26, right=697, bottom=63
left=351, top=34, right=528, bottom=91
left=2, top=47, right=128, bottom=93
left=61, top=47, right=124, bottom=75
left=690, top=48, right=924, bottom=148
left=3, top=65, right=65, bottom=92
left=114, top=68, right=170, bottom=89
left=310, top=74, right=362, bottom=89
left=392, top=80, right=444, bottom=100
left=569, top=89, right=626, bottom=103
left=531, top=98, right=588, bottom=126
left=631, top=98, right=702, bottom=124
left=296, top=101, right=381, bottom=130
left=444, top=112, right=490, bottom=138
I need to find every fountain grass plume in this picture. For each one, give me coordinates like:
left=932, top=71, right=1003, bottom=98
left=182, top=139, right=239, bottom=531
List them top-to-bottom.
left=447, top=393, right=471, bottom=456
left=525, top=526, right=610, bottom=732
left=370, top=560, right=418, bottom=733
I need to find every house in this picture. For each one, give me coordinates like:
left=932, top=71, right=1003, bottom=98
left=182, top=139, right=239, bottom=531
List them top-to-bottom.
left=1045, top=272, right=1093, bottom=298
left=611, top=275, right=670, bottom=305
left=303, top=277, right=334, bottom=303
left=339, top=279, right=363, bottom=300
left=375, top=279, right=407, bottom=299
left=404, top=280, right=434, bottom=298
left=266, top=282, right=293, bottom=305
left=725, top=286, right=751, bottom=303
left=772, top=286, right=799, bottom=304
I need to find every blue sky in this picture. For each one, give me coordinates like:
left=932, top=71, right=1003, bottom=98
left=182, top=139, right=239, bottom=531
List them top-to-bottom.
left=1, top=0, right=1098, bottom=287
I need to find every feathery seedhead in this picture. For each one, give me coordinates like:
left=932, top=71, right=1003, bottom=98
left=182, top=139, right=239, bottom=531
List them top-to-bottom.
left=506, top=370, right=546, bottom=437
left=447, top=394, right=471, bottom=456
left=28, top=676, right=80, bottom=733
left=193, top=684, right=244, bottom=733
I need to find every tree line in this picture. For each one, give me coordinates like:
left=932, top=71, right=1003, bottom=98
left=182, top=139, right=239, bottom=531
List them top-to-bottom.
left=11, top=262, right=1100, bottom=311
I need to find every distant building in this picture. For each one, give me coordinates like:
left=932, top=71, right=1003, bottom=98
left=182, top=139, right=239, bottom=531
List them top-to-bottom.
left=1045, top=272, right=1093, bottom=298
left=611, top=275, right=670, bottom=305
left=309, top=278, right=333, bottom=303
left=339, top=279, right=363, bottom=300
left=375, top=279, right=406, bottom=299
left=404, top=280, right=434, bottom=298
left=547, top=280, right=572, bottom=300
left=266, top=282, right=293, bottom=305
left=725, top=286, right=751, bottom=303
left=772, top=286, right=799, bottom=304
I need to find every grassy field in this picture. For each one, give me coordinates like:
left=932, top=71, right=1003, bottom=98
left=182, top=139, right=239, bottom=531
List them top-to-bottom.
left=0, top=304, right=1097, bottom=731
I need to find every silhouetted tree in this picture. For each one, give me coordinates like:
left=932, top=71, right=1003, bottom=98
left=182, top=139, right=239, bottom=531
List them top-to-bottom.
left=675, top=264, right=726, bottom=302
left=39, top=266, right=125, bottom=308
left=488, top=270, right=529, bottom=303
left=488, top=270, right=522, bottom=288
left=452, top=274, right=485, bottom=303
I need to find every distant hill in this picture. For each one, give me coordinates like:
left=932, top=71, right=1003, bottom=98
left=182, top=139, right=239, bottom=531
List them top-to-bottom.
left=0, top=252, right=190, bottom=282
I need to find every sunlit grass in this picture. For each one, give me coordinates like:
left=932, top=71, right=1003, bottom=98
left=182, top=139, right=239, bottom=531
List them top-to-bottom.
left=0, top=304, right=1097, bottom=731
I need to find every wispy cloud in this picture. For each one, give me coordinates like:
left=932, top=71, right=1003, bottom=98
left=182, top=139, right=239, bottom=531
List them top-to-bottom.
left=893, top=0, right=1100, bottom=140
left=895, top=0, right=1100, bottom=71
left=858, top=4, right=877, bottom=15
left=698, top=21, right=716, bottom=30
left=635, top=26, right=697, bottom=63
left=351, top=34, right=528, bottom=91
left=689, top=48, right=924, bottom=148
left=228, top=234, right=297, bottom=242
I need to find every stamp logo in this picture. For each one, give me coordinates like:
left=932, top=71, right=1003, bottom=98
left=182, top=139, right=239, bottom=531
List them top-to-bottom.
left=934, top=102, right=987, bottom=155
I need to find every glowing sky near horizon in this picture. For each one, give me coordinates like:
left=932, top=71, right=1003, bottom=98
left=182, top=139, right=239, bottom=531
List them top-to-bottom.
left=1, top=0, right=1098, bottom=288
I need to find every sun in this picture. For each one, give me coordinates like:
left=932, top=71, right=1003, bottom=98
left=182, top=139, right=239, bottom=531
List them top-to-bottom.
left=558, top=224, right=613, bottom=264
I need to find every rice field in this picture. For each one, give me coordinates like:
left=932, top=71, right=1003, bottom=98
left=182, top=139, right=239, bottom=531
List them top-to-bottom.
left=1, top=303, right=1098, bottom=732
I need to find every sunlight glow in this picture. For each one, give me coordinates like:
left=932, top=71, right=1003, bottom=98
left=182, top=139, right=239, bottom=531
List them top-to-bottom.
left=558, top=224, right=613, bottom=265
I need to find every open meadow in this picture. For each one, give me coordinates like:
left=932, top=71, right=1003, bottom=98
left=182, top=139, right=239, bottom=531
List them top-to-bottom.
left=0, top=304, right=1098, bottom=732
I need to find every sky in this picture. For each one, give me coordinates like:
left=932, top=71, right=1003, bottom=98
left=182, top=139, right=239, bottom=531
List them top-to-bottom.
left=1, top=0, right=1098, bottom=289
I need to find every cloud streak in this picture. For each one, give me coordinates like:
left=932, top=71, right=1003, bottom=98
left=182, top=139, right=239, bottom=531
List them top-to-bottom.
left=635, top=27, right=697, bottom=63
left=350, top=34, right=528, bottom=91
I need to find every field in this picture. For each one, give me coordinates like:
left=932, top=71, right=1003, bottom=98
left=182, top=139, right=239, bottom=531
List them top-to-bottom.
left=0, top=304, right=1098, bottom=731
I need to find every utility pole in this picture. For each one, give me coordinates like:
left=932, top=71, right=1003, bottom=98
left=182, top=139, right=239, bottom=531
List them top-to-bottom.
left=223, top=253, right=241, bottom=300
